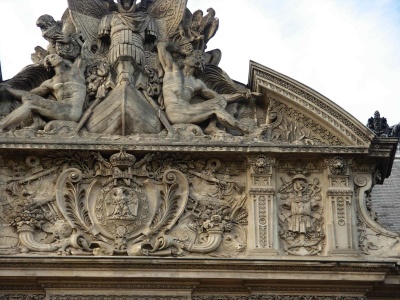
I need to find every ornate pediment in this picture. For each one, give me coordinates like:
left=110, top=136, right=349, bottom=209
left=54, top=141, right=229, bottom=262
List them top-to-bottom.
left=0, top=1, right=399, bottom=298
left=249, top=61, right=375, bottom=147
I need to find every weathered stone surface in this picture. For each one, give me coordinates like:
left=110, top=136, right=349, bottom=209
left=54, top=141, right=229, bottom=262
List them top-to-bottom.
left=0, top=0, right=399, bottom=298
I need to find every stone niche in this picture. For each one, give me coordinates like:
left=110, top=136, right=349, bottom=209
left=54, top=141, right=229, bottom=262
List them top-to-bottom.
left=0, top=0, right=399, bottom=299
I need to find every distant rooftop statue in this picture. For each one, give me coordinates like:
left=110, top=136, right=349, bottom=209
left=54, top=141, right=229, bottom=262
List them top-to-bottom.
left=367, top=110, right=400, bottom=138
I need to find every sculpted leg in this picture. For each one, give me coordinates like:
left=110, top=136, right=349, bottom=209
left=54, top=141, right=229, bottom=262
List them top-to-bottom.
left=6, top=87, right=29, bottom=100
left=0, top=93, right=75, bottom=132
left=166, top=96, right=227, bottom=124
left=0, top=104, right=34, bottom=132
left=214, top=109, right=249, bottom=135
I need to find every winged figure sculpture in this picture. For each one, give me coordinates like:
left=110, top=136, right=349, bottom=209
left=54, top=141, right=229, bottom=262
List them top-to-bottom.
left=0, top=0, right=256, bottom=138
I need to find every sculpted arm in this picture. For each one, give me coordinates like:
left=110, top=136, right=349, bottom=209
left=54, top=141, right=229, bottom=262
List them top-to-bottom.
left=157, top=42, right=174, bottom=72
left=73, top=56, right=89, bottom=72
left=5, top=80, right=52, bottom=99
left=30, top=80, right=53, bottom=97
left=198, top=80, right=219, bottom=99
left=198, top=80, right=247, bottom=103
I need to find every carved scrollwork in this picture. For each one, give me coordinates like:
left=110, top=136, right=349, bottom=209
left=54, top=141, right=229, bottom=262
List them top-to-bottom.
left=0, top=150, right=248, bottom=258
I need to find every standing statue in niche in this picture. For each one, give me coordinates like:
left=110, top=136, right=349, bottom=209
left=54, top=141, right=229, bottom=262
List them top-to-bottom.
left=157, top=42, right=250, bottom=135
left=0, top=54, right=87, bottom=132
left=278, top=173, right=324, bottom=256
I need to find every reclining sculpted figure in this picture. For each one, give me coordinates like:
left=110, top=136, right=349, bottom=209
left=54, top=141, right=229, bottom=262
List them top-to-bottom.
left=157, top=41, right=250, bottom=135
left=0, top=54, right=86, bottom=132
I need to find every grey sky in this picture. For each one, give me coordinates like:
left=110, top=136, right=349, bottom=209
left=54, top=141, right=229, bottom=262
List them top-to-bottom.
left=0, top=0, right=399, bottom=125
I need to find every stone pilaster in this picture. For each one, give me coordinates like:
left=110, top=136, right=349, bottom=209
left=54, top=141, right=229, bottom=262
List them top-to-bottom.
left=247, top=155, right=278, bottom=256
left=326, top=157, right=357, bottom=255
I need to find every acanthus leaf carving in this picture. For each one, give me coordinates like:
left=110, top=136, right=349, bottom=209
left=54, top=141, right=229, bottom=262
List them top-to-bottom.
left=0, top=150, right=248, bottom=258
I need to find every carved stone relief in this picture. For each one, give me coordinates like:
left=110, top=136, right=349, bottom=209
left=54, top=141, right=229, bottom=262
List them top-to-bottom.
left=0, top=0, right=375, bottom=150
left=0, top=150, right=247, bottom=258
left=248, top=155, right=277, bottom=254
left=326, top=157, right=355, bottom=254
left=277, top=170, right=324, bottom=256
left=354, top=174, right=400, bottom=257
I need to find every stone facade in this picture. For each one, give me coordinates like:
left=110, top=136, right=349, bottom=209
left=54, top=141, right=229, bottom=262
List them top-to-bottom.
left=0, top=0, right=399, bottom=299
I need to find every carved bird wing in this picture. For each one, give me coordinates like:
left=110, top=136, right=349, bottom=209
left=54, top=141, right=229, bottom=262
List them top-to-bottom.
left=67, top=0, right=110, bottom=55
left=147, top=0, right=188, bottom=41
left=201, top=9, right=219, bottom=45
left=190, top=10, right=203, bottom=32
left=0, top=65, right=52, bottom=116
left=200, top=65, right=247, bottom=95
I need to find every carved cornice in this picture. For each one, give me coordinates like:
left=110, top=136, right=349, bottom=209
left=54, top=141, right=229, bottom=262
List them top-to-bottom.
left=249, top=62, right=375, bottom=147
left=0, top=140, right=371, bottom=154
left=278, top=146, right=368, bottom=154
left=249, top=187, right=275, bottom=194
left=327, top=188, right=353, bottom=196
left=0, top=259, right=396, bottom=274
left=41, top=284, right=196, bottom=290
left=247, top=286, right=367, bottom=294
left=0, top=295, right=45, bottom=300
left=49, top=297, right=186, bottom=300
left=193, top=297, right=366, bottom=300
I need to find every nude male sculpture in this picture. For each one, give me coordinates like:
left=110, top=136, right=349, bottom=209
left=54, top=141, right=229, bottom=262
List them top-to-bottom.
left=157, top=41, right=250, bottom=135
left=0, top=54, right=86, bottom=132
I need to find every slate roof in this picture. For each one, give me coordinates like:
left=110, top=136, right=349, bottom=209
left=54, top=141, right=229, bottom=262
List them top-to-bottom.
left=371, top=145, right=400, bottom=232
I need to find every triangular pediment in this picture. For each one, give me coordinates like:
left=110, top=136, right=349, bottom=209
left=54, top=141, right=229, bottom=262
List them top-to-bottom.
left=249, top=61, right=375, bottom=146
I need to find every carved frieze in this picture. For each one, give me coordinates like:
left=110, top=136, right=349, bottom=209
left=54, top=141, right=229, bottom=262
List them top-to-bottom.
left=0, top=150, right=248, bottom=258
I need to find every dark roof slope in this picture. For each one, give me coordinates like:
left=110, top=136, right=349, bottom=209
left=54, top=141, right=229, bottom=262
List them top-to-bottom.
left=371, top=146, right=400, bottom=232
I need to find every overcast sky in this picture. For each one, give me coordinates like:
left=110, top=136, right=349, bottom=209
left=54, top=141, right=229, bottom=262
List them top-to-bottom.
left=0, top=0, right=399, bottom=125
